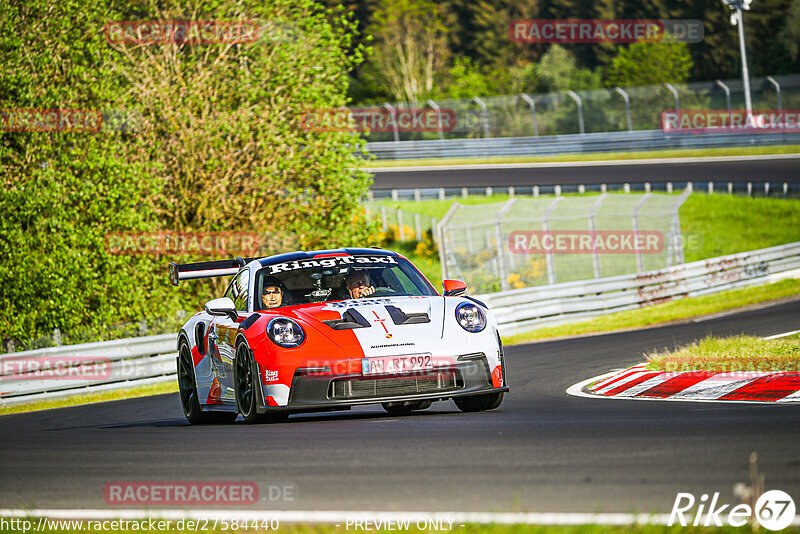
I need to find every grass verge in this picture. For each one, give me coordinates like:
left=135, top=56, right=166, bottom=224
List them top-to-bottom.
left=363, top=144, right=800, bottom=167
left=503, top=278, right=800, bottom=345
left=646, top=334, right=800, bottom=373
left=0, top=380, right=177, bottom=416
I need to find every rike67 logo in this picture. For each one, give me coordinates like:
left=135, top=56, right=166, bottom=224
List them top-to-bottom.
left=669, top=490, right=796, bottom=530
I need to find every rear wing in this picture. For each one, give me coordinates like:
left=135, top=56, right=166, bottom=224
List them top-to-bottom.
left=168, top=257, right=256, bottom=286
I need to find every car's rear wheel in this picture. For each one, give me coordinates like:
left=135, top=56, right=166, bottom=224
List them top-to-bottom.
left=178, top=341, right=237, bottom=424
left=235, top=342, right=288, bottom=424
left=454, top=391, right=504, bottom=412
left=381, top=400, right=433, bottom=416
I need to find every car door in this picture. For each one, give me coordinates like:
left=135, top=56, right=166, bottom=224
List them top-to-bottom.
left=210, top=268, right=250, bottom=405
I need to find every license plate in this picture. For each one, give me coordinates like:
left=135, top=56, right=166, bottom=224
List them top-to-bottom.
left=361, top=354, right=433, bottom=375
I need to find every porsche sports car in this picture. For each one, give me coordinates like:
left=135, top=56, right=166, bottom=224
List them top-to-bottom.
left=169, top=248, right=507, bottom=424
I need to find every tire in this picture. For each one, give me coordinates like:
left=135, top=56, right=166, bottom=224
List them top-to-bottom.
left=177, top=341, right=237, bottom=424
left=235, top=341, right=289, bottom=424
left=454, top=391, right=504, bottom=413
left=381, top=400, right=433, bottom=416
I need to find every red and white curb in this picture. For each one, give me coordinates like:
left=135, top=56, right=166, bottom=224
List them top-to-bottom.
left=567, top=331, right=800, bottom=404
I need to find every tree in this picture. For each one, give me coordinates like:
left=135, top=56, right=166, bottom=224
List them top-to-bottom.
left=0, top=0, right=373, bottom=348
left=362, top=0, right=451, bottom=102
left=604, top=39, right=693, bottom=87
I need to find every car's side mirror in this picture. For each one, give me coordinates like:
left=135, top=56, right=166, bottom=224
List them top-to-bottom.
left=443, top=279, right=467, bottom=297
left=205, top=297, right=237, bottom=321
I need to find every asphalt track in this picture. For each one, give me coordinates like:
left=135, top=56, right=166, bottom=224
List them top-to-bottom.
left=369, top=155, right=800, bottom=189
left=1, top=300, right=799, bottom=514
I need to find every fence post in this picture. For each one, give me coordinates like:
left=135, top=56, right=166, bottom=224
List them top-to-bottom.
left=766, top=76, right=782, bottom=116
left=715, top=80, right=732, bottom=125
left=664, top=83, right=679, bottom=111
left=614, top=87, right=633, bottom=132
left=566, top=90, right=585, bottom=134
left=519, top=94, right=539, bottom=136
left=472, top=96, right=491, bottom=138
left=426, top=99, right=444, bottom=140
left=383, top=103, right=400, bottom=143
left=708, top=181, right=714, bottom=194
left=644, top=182, right=651, bottom=193
left=667, top=182, right=673, bottom=194
left=728, top=182, right=733, bottom=194
left=747, top=182, right=753, bottom=196
left=624, top=183, right=630, bottom=193
left=765, top=183, right=770, bottom=196
left=784, top=183, right=789, bottom=197
left=578, top=184, right=585, bottom=194
left=601, top=184, right=607, bottom=194
left=533, top=185, right=539, bottom=198
left=555, top=185, right=562, bottom=196
left=509, top=186, right=515, bottom=198
left=461, top=187, right=468, bottom=198
left=486, top=187, right=493, bottom=197
left=413, top=188, right=421, bottom=202
left=438, top=188, right=445, bottom=201
left=391, top=189, right=398, bottom=202
left=367, top=190, right=374, bottom=202
left=632, top=193, right=652, bottom=273
left=588, top=194, right=608, bottom=279
left=542, top=197, right=564, bottom=285
left=380, top=205, right=388, bottom=232
left=397, top=208, right=405, bottom=240
left=414, top=212, right=422, bottom=241
left=431, top=217, right=437, bottom=244
left=138, top=319, right=148, bottom=336
left=53, top=328, right=62, bottom=346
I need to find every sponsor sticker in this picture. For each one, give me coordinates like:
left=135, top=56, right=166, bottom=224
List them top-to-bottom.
left=266, top=255, right=398, bottom=275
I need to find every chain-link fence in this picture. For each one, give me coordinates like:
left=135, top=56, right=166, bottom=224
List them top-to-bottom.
left=357, top=74, right=800, bottom=142
left=438, top=191, right=691, bottom=294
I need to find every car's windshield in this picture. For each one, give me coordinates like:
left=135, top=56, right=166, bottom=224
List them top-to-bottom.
left=255, top=254, right=436, bottom=310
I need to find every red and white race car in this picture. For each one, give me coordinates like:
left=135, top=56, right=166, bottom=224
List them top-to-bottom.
left=170, top=248, right=507, bottom=424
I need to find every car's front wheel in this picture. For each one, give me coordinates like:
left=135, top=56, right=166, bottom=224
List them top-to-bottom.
left=178, top=341, right=237, bottom=424
left=235, top=342, right=288, bottom=424
left=454, top=391, right=504, bottom=412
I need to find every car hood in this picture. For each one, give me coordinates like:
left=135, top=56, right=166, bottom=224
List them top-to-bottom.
left=289, top=296, right=445, bottom=352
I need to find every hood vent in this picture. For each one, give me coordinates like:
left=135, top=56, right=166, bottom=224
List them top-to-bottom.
left=385, top=305, right=430, bottom=325
left=323, top=309, right=371, bottom=330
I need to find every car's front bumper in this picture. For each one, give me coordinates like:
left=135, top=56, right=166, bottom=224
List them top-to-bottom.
left=268, top=354, right=504, bottom=412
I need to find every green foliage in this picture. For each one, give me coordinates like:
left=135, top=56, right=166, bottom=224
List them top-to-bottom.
left=0, top=0, right=374, bottom=349
left=603, top=39, right=693, bottom=87
left=537, top=45, right=602, bottom=93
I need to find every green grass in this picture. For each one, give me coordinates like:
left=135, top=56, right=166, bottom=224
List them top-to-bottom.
left=363, top=144, right=800, bottom=167
left=503, top=278, right=800, bottom=345
left=646, top=334, right=800, bottom=373
left=0, top=380, right=177, bottom=416
left=8, top=521, right=794, bottom=534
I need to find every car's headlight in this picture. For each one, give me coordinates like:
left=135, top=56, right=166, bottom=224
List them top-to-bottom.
left=455, top=302, right=486, bottom=333
left=267, top=318, right=305, bottom=348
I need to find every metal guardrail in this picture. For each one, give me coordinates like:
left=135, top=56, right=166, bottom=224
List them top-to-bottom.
left=365, top=130, right=800, bottom=160
left=2, top=242, right=799, bottom=404
left=478, top=242, right=800, bottom=336
left=0, top=334, right=177, bottom=405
